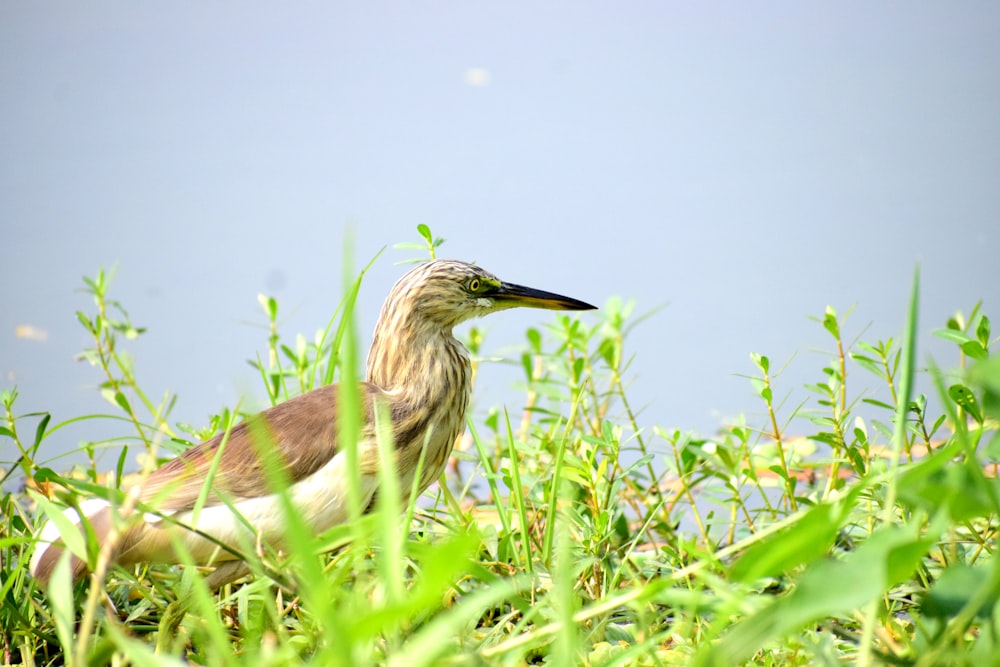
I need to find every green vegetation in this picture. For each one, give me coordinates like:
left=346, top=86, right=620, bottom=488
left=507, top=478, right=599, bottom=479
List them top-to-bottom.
left=2, top=227, right=998, bottom=665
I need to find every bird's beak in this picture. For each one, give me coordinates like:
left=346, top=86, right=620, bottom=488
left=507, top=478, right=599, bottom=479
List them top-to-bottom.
left=494, top=281, right=598, bottom=311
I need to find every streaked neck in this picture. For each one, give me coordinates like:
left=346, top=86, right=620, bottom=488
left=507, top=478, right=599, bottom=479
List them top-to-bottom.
left=367, top=316, right=470, bottom=402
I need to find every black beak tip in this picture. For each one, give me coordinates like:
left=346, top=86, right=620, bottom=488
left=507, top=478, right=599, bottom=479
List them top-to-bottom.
left=496, top=281, right=598, bottom=312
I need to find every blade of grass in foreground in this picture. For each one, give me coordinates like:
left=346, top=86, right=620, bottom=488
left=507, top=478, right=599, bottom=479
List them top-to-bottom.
left=338, top=234, right=365, bottom=525
left=858, top=264, right=920, bottom=667
left=503, top=409, right=534, bottom=574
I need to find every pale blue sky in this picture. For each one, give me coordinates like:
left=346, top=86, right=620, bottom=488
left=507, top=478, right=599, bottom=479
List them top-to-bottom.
left=2, top=3, right=998, bottom=469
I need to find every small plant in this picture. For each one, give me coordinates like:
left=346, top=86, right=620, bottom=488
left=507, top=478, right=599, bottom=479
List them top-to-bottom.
left=2, top=231, right=997, bottom=665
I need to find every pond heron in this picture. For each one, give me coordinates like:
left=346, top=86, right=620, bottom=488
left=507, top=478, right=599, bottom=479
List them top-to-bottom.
left=31, top=259, right=596, bottom=587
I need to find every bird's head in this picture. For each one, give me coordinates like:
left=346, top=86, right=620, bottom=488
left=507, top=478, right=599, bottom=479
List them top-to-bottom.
left=382, top=259, right=597, bottom=330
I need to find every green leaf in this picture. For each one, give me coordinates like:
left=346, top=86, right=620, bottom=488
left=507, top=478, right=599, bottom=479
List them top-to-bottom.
left=417, top=223, right=432, bottom=244
left=257, top=293, right=278, bottom=320
left=822, top=306, right=839, bottom=338
left=75, top=311, right=95, bottom=334
left=976, top=314, right=991, bottom=349
left=525, top=327, right=542, bottom=354
left=933, top=327, right=973, bottom=345
left=598, top=338, right=617, bottom=368
left=961, top=340, right=987, bottom=360
left=520, top=352, right=533, bottom=382
left=750, top=353, right=768, bottom=373
left=850, top=353, right=881, bottom=376
left=968, top=354, right=1000, bottom=398
left=948, top=384, right=983, bottom=424
left=113, top=390, right=132, bottom=415
left=861, top=397, right=895, bottom=411
left=32, top=413, right=51, bottom=447
left=601, top=419, right=616, bottom=444
left=897, top=442, right=997, bottom=521
left=34, top=467, right=60, bottom=483
left=730, top=487, right=860, bottom=583
left=31, top=493, right=89, bottom=565
left=48, top=556, right=77, bottom=662
left=922, top=564, right=998, bottom=620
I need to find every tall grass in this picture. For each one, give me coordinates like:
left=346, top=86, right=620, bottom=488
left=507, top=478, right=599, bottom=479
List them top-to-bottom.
left=2, top=228, right=997, bottom=665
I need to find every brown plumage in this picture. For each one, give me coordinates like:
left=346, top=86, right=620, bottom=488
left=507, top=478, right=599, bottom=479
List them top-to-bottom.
left=30, top=259, right=596, bottom=587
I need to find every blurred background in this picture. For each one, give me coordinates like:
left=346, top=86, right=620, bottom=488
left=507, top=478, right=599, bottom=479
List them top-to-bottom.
left=2, top=3, right=998, bottom=471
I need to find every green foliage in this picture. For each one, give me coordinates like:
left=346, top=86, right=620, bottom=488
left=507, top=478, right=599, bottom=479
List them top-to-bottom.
left=1, top=230, right=997, bottom=665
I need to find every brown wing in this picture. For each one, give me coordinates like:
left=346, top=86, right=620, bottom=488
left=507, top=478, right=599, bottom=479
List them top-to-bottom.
left=137, top=383, right=382, bottom=513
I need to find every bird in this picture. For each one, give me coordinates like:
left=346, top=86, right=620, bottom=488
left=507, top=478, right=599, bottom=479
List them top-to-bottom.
left=30, top=259, right=596, bottom=587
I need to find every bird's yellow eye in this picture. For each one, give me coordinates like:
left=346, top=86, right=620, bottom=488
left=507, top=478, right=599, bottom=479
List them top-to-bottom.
left=469, top=278, right=481, bottom=292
